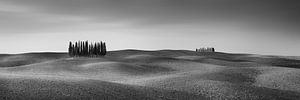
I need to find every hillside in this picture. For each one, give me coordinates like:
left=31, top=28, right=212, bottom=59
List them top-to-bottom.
left=0, top=50, right=300, bottom=100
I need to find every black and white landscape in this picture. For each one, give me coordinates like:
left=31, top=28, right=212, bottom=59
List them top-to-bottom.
left=0, top=0, right=300, bottom=100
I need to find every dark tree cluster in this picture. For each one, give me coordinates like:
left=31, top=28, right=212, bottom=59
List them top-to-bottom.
left=68, top=41, right=107, bottom=57
left=196, top=47, right=215, bottom=52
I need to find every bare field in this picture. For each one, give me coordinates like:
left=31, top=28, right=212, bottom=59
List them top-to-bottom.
left=0, top=50, right=300, bottom=100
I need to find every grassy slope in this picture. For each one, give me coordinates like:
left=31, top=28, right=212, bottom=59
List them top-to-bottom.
left=0, top=50, right=300, bottom=100
left=0, top=53, right=68, bottom=67
left=0, top=77, right=206, bottom=100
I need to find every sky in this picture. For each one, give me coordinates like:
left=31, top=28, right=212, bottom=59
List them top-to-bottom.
left=0, top=0, right=299, bottom=56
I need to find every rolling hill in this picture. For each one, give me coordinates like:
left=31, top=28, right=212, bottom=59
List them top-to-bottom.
left=0, top=50, right=300, bottom=100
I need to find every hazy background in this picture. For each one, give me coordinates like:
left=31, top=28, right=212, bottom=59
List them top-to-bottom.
left=0, top=0, right=299, bottom=56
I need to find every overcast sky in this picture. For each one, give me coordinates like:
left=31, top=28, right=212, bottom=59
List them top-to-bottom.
left=0, top=0, right=299, bottom=56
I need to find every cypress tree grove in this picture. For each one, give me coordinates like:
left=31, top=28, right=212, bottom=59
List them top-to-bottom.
left=68, top=41, right=107, bottom=57
left=196, top=47, right=215, bottom=52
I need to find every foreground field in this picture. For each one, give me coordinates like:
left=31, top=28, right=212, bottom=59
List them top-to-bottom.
left=0, top=50, right=300, bottom=100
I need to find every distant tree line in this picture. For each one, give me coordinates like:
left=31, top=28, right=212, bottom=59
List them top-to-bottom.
left=68, top=41, right=107, bottom=57
left=196, top=47, right=215, bottom=52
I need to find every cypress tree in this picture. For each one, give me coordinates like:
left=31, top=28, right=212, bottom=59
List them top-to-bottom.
left=68, top=41, right=72, bottom=56
left=77, top=41, right=80, bottom=56
left=78, top=41, right=80, bottom=56
left=79, top=41, right=82, bottom=56
left=80, top=41, right=82, bottom=56
left=81, top=41, right=84, bottom=56
left=82, top=41, right=85, bottom=56
left=85, top=41, right=88, bottom=56
left=98, top=41, right=103, bottom=55
left=100, top=41, right=103, bottom=55
left=75, top=42, right=78, bottom=56
left=97, top=42, right=99, bottom=56
left=99, top=42, right=101, bottom=55
left=103, top=42, right=107, bottom=55
left=89, top=43, right=92, bottom=56
left=90, top=43, right=92, bottom=55
left=94, top=43, right=97, bottom=56
left=72, top=44, right=75, bottom=56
